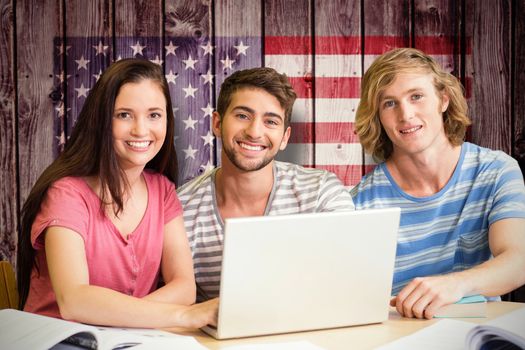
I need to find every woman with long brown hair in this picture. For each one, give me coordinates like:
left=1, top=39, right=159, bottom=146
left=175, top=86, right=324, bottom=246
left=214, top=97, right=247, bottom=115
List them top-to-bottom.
left=17, top=58, right=217, bottom=328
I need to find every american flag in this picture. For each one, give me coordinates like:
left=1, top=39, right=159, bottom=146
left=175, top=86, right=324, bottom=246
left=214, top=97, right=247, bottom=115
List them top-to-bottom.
left=54, top=34, right=464, bottom=187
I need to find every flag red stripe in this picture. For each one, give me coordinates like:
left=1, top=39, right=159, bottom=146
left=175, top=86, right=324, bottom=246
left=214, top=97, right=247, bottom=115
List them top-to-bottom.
left=265, top=36, right=470, bottom=55
left=265, top=36, right=312, bottom=54
left=265, top=36, right=360, bottom=54
left=364, top=36, right=410, bottom=55
left=315, top=37, right=360, bottom=54
left=288, top=77, right=361, bottom=99
left=288, top=77, right=313, bottom=98
left=316, top=77, right=361, bottom=98
left=290, top=122, right=359, bottom=143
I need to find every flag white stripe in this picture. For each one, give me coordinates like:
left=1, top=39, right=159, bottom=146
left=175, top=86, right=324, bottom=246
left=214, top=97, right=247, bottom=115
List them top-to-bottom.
left=266, top=54, right=362, bottom=77
left=315, top=98, right=360, bottom=122
left=279, top=143, right=363, bottom=165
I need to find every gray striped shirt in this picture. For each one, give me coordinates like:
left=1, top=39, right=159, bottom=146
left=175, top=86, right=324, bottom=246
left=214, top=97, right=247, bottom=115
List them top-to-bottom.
left=177, top=161, right=354, bottom=301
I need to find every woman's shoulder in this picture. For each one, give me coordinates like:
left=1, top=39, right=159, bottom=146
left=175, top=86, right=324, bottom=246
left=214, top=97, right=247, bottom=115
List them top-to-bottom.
left=143, top=170, right=176, bottom=192
left=49, top=176, right=92, bottom=197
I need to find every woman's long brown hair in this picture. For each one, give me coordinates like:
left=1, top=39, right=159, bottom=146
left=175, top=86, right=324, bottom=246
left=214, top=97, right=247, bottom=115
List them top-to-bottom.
left=17, top=59, right=178, bottom=309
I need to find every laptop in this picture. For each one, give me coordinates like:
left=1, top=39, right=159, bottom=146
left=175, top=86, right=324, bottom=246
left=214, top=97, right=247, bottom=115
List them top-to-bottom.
left=201, top=207, right=400, bottom=339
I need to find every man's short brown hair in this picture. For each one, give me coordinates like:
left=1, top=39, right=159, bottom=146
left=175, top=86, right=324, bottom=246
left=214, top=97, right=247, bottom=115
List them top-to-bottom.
left=216, top=67, right=297, bottom=128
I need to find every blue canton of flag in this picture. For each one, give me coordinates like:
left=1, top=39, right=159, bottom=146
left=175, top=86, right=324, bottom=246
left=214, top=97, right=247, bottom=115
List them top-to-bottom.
left=54, top=36, right=260, bottom=185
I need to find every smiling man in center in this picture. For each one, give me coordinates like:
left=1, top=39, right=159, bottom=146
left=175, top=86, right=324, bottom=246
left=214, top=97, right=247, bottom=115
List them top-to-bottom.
left=177, top=67, right=354, bottom=302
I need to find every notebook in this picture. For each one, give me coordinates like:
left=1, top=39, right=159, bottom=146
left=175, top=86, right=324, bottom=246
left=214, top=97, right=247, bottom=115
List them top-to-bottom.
left=201, top=207, right=401, bottom=339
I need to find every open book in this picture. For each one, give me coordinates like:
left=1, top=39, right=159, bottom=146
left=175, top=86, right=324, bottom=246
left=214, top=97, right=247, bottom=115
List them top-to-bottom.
left=377, top=305, right=525, bottom=350
left=465, top=305, right=525, bottom=349
left=0, top=309, right=207, bottom=350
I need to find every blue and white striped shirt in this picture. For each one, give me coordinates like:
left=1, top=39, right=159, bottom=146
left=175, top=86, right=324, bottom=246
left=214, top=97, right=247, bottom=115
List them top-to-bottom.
left=351, top=142, right=525, bottom=295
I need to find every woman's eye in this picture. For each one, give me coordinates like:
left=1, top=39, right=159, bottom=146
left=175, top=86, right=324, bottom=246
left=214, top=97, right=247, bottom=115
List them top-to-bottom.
left=116, top=112, right=131, bottom=119
left=150, top=112, right=162, bottom=119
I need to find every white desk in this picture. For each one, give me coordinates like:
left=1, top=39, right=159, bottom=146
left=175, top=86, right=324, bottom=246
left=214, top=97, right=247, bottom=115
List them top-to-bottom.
left=167, top=302, right=524, bottom=349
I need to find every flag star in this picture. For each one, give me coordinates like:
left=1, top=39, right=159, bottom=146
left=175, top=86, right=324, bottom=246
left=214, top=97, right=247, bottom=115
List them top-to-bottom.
left=93, top=41, right=109, bottom=56
left=130, top=41, right=146, bottom=56
left=165, top=41, right=178, bottom=56
left=234, top=41, right=250, bottom=56
left=200, top=42, right=214, bottom=56
left=56, top=45, right=71, bottom=56
left=116, top=55, right=123, bottom=61
left=150, top=55, right=163, bottom=65
left=183, top=55, right=198, bottom=70
left=220, top=55, right=235, bottom=70
left=75, top=56, right=90, bottom=70
left=93, top=69, right=103, bottom=81
left=165, top=70, right=178, bottom=84
left=201, top=70, right=214, bottom=85
left=55, top=72, right=71, bottom=83
left=75, top=83, right=90, bottom=98
left=183, top=83, right=198, bottom=98
left=201, top=103, right=214, bottom=117
left=55, top=104, right=70, bottom=118
left=56, top=106, right=71, bottom=118
left=172, top=106, right=179, bottom=115
left=183, top=115, right=198, bottom=130
left=56, top=131, right=66, bottom=146
left=201, top=131, right=214, bottom=146
left=183, top=145, right=198, bottom=159
left=200, top=160, right=214, bottom=172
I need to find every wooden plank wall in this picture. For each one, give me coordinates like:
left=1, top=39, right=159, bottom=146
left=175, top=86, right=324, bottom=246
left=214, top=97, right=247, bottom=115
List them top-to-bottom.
left=0, top=0, right=17, bottom=263
left=1, top=0, right=524, bottom=297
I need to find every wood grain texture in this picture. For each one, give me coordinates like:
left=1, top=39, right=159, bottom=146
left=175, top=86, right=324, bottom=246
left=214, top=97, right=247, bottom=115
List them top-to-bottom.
left=0, top=0, right=16, bottom=265
left=0, top=0, right=524, bottom=271
left=16, top=0, right=64, bottom=246
left=65, top=0, right=112, bottom=134
left=115, top=0, right=162, bottom=59
left=165, top=0, right=214, bottom=184
left=214, top=0, right=263, bottom=166
left=214, top=0, right=263, bottom=85
left=265, top=0, right=314, bottom=167
left=314, top=0, right=362, bottom=185
left=363, top=0, right=410, bottom=64
left=364, top=0, right=410, bottom=36
left=413, top=0, right=461, bottom=75
left=465, top=0, right=511, bottom=153
left=514, top=0, right=525, bottom=174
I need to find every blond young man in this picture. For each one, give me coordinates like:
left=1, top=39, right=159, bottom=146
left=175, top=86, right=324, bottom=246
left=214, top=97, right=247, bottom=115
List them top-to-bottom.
left=351, top=48, right=525, bottom=319
left=178, top=67, right=354, bottom=301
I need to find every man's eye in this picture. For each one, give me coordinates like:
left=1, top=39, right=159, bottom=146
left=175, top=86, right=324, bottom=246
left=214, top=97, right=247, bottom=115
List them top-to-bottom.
left=412, top=94, right=423, bottom=100
left=383, top=101, right=395, bottom=108
left=237, top=113, right=249, bottom=119
left=266, top=119, right=279, bottom=126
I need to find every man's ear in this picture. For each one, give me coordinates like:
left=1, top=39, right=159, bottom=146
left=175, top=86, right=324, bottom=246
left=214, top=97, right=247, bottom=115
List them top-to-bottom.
left=441, top=93, right=450, bottom=113
left=212, top=111, right=222, bottom=138
left=279, top=126, right=291, bottom=151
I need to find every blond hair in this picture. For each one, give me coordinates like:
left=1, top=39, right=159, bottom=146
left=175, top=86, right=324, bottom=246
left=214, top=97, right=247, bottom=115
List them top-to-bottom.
left=355, top=48, right=471, bottom=161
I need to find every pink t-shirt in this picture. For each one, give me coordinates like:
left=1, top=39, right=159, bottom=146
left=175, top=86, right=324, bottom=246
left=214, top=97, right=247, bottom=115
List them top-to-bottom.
left=24, top=170, right=182, bottom=318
